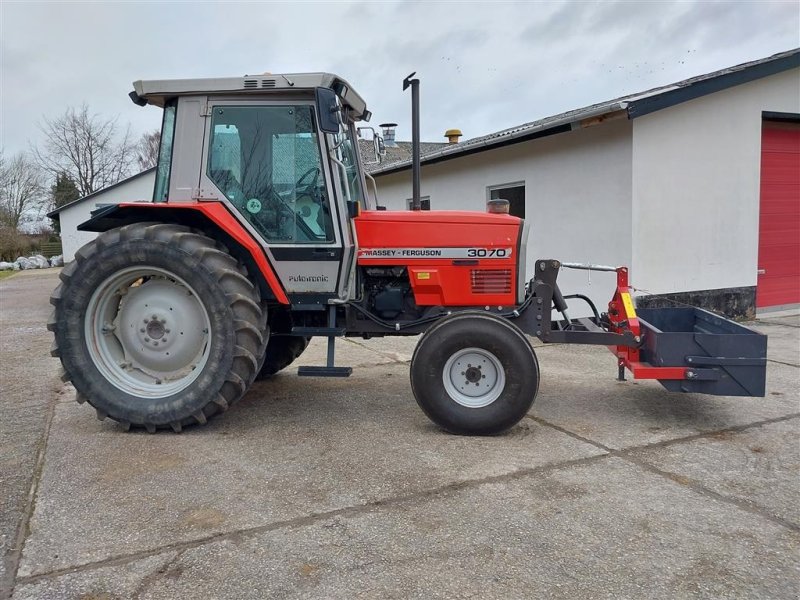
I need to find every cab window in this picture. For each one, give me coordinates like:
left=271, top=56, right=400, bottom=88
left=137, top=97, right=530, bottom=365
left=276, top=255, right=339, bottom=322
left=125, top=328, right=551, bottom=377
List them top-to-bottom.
left=207, top=105, right=335, bottom=243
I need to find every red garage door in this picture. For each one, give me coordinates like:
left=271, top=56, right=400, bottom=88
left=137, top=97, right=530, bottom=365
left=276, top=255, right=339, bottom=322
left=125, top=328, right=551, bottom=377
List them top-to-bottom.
left=757, top=122, right=800, bottom=308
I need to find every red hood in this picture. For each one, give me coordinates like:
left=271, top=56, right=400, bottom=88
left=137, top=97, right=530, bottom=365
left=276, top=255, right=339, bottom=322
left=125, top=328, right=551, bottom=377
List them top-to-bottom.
left=356, top=209, right=521, bottom=226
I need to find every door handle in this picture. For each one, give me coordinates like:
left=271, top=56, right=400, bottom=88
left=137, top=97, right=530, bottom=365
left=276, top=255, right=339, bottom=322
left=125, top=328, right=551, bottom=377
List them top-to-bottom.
left=757, top=268, right=766, bottom=275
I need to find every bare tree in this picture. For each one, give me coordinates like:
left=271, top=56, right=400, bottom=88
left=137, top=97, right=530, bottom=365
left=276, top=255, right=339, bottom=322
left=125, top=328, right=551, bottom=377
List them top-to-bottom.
left=34, top=104, right=135, bottom=197
left=136, top=130, right=161, bottom=170
left=0, top=152, right=45, bottom=229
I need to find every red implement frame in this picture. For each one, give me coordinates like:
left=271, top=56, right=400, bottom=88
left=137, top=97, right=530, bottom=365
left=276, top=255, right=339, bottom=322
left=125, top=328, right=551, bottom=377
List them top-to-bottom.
left=607, top=267, right=687, bottom=381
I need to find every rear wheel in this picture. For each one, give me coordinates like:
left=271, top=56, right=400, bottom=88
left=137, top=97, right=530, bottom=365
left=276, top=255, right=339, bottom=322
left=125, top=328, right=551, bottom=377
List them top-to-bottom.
left=49, top=223, right=268, bottom=431
left=410, top=312, right=539, bottom=435
left=256, top=335, right=310, bottom=379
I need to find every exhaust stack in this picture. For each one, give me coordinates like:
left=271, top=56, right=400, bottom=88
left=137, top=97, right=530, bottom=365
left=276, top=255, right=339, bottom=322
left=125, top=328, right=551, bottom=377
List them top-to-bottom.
left=403, top=72, right=421, bottom=211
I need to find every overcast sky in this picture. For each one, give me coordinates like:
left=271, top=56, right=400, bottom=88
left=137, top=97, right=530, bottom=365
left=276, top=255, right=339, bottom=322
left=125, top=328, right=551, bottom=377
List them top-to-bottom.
left=2, top=1, right=798, bottom=161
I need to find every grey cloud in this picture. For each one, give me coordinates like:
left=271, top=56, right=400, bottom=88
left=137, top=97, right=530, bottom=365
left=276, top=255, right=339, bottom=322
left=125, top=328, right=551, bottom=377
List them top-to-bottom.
left=2, top=0, right=797, bottom=161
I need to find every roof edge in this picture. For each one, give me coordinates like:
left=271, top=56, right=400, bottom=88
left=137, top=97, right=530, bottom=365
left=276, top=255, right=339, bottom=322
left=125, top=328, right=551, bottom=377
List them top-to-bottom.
left=371, top=48, right=800, bottom=177
left=628, top=50, right=800, bottom=119
left=371, top=102, right=627, bottom=176
left=47, top=167, right=156, bottom=218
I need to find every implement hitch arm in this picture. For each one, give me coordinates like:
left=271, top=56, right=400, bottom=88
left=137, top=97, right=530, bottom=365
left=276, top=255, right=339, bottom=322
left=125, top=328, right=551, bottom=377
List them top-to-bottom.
left=513, top=259, right=732, bottom=386
left=514, top=259, right=640, bottom=348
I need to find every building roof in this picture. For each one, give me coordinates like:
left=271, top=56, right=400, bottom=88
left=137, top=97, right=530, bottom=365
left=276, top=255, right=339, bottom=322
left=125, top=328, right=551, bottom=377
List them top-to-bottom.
left=371, top=48, right=800, bottom=176
left=359, top=139, right=448, bottom=173
left=47, top=167, right=156, bottom=218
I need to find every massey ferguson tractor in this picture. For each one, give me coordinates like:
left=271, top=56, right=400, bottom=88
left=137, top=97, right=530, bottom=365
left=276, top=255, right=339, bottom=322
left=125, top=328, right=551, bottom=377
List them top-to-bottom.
left=49, top=72, right=767, bottom=434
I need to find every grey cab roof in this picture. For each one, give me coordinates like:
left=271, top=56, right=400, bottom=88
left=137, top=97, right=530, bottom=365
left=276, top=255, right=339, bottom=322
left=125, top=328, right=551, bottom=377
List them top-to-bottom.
left=371, top=48, right=800, bottom=176
left=132, top=72, right=369, bottom=121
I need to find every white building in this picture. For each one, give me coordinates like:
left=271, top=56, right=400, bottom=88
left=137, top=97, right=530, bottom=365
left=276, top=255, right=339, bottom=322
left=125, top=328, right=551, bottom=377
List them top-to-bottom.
left=372, top=50, right=800, bottom=317
left=49, top=51, right=798, bottom=317
left=48, top=168, right=155, bottom=262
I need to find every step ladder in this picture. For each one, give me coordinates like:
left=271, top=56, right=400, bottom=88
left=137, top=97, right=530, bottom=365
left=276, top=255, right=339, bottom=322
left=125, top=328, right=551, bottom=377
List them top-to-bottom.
left=295, top=305, right=352, bottom=378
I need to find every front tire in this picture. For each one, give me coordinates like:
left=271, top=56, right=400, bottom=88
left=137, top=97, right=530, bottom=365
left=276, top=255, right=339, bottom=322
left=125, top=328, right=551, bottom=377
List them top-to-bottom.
left=48, top=223, right=268, bottom=432
left=410, top=312, right=539, bottom=435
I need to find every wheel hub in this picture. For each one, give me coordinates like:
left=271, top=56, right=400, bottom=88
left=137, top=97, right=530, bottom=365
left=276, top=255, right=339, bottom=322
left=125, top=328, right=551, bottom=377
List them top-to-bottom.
left=85, top=267, right=212, bottom=398
left=115, top=279, right=208, bottom=375
left=145, top=319, right=165, bottom=340
left=442, top=347, right=506, bottom=408
left=464, top=365, right=483, bottom=384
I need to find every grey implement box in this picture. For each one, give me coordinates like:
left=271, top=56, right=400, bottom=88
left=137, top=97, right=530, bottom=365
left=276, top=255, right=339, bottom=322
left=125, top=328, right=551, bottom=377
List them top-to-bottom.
left=637, top=307, right=767, bottom=397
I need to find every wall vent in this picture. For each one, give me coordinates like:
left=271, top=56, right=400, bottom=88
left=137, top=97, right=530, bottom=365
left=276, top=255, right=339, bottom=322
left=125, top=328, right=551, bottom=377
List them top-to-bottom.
left=243, top=79, right=258, bottom=89
left=261, top=79, right=276, bottom=88
left=470, top=269, right=512, bottom=294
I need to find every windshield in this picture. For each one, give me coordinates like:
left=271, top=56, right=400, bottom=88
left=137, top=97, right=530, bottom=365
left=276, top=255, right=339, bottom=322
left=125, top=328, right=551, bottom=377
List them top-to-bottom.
left=207, top=104, right=335, bottom=244
left=331, top=127, right=366, bottom=208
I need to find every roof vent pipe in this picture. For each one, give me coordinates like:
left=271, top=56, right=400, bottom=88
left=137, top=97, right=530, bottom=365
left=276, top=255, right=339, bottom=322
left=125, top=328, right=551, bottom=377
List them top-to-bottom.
left=380, top=123, right=398, bottom=148
left=444, top=128, right=462, bottom=144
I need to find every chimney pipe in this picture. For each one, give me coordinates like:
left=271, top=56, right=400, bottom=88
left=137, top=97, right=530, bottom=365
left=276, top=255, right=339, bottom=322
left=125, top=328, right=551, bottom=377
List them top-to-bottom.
left=380, top=123, right=398, bottom=148
left=444, top=128, right=462, bottom=144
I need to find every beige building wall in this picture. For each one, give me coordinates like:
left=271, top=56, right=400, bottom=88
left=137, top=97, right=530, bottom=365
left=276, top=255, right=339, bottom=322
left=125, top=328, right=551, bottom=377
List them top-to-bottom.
left=631, top=68, right=800, bottom=296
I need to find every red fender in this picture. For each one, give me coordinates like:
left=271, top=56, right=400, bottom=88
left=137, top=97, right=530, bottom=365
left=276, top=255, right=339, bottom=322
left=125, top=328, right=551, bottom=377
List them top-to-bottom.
left=103, top=202, right=290, bottom=304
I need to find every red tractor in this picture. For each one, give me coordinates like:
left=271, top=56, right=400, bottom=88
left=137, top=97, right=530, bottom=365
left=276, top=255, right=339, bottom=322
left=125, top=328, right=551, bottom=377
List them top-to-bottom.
left=49, top=72, right=767, bottom=434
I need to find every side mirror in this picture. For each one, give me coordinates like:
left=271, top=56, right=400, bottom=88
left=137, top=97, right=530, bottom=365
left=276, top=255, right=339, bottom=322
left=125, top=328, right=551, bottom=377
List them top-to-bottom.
left=315, top=87, right=342, bottom=134
left=357, top=126, right=384, bottom=165
left=375, top=135, right=386, bottom=158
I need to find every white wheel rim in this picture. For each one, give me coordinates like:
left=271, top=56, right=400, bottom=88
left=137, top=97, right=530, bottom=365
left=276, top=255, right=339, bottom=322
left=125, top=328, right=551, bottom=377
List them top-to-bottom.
left=84, top=266, right=212, bottom=399
left=442, top=347, right=506, bottom=408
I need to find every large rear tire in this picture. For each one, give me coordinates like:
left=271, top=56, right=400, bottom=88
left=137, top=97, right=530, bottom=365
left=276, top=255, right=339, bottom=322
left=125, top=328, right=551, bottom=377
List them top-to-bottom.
left=48, top=223, right=268, bottom=432
left=410, top=312, right=539, bottom=435
left=256, top=335, right=310, bottom=379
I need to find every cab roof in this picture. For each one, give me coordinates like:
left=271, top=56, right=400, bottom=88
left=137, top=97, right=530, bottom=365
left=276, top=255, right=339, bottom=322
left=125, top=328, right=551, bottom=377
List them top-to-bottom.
left=130, top=72, right=370, bottom=121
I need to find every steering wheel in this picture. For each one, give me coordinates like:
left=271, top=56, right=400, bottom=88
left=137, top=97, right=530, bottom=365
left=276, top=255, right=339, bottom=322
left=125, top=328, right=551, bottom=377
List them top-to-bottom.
left=296, top=166, right=320, bottom=195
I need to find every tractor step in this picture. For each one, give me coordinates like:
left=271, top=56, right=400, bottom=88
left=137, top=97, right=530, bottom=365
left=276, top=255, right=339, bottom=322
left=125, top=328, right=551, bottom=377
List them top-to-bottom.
left=295, top=306, right=351, bottom=377
left=297, top=366, right=353, bottom=378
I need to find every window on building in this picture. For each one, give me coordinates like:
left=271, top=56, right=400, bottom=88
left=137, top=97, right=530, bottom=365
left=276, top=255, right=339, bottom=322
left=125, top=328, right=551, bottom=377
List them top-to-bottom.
left=487, top=183, right=525, bottom=219
left=406, top=196, right=431, bottom=210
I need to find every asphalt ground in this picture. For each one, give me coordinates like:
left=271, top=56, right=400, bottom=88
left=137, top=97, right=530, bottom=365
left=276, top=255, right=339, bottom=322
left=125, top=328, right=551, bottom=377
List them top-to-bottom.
left=1, top=269, right=798, bottom=599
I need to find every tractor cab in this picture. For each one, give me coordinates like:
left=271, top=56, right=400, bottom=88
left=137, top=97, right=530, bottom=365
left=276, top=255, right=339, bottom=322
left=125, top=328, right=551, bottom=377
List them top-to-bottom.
left=131, top=73, right=376, bottom=300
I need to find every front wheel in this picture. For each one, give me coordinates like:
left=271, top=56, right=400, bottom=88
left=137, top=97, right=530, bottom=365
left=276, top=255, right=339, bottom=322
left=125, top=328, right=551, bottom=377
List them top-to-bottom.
left=410, top=312, right=539, bottom=435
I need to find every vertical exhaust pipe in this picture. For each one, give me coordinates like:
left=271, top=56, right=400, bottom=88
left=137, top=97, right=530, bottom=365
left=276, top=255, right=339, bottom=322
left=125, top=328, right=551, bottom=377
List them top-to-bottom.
left=403, top=72, right=421, bottom=211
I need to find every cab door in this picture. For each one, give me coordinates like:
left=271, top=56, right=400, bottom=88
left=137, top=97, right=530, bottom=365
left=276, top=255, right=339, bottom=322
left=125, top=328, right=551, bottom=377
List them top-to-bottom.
left=198, top=100, right=345, bottom=299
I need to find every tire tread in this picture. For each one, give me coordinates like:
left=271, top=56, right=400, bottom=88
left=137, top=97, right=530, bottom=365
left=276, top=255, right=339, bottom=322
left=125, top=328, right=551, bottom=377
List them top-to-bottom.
left=50, top=222, right=269, bottom=432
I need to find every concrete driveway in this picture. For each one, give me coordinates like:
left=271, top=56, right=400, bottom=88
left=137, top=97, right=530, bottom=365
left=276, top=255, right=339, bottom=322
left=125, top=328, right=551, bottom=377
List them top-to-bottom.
left=1, top=269, right=798, bottom=599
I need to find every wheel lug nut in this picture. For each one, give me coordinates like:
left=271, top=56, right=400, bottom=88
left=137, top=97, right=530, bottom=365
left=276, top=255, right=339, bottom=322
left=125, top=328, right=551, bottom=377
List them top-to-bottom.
left=152, top=314, right=158, bottom=320
left=160, top=318, right=166, bottom=324
left=143, top=319, right=148, bottom=324
left=140, top=328, right=146, bottom=333
left=165, top=329, right=170, bottom=334
left=144, top=337, right=150, bottom=342
left=162, top=338, right=168, bottom=343
left=154, top=342, right=159, bottom=346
